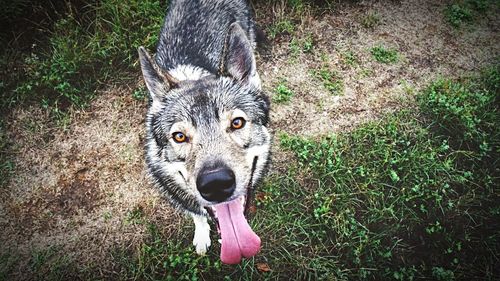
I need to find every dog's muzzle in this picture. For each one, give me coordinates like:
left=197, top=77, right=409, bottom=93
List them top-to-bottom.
left=202, top=156, right=260, bottom=264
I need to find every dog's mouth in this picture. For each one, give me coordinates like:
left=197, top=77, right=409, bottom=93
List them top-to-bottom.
left=204, top=157, right=260, bottom=264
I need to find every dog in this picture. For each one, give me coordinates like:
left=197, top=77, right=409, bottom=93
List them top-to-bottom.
left=138, top=0, right=271, bottom=264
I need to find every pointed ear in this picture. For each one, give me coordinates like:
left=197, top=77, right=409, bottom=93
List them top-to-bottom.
left=222, top=23, right=258, bottom=85
left=138, top=46, right=178, bottom=102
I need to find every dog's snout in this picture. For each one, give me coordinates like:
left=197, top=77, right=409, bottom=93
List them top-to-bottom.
left=196, top=167, right=236, bottom=202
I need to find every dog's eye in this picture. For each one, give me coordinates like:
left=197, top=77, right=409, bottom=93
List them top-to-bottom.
left=231, top=117, right=246, bottom=130
left=172, top=132, right=187, bottom=143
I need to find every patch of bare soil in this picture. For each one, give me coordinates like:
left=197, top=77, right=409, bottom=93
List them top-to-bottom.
left=1, top=0, right=498, bottom=279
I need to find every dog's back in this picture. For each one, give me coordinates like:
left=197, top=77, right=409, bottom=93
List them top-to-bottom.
left=155, top=0, right=255, bottom=74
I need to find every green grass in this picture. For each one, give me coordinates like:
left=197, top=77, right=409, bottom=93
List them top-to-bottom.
left=0, top=0, right=165, bottom=114
left=0, top=0, right=165, bottom=218
left=445, top=0, right=495, bottom=27
left=361, top=12, right=381, bottom=29
left=268, top=19, right=295, bottom=39
left=288, top=34, right=314, bottom=61
left=302, top=34, right=314, bottom=53
left=371, top=45, right=399, bottom=64
left=341, top=50, right=359, bottom=66
left=254, top=66, right=498, bottom=279
left=312, top=67, right=344, bottom=95
left=418, top=69, right=499, bottom=152
left=273, top=81, right=295, bottom=103
left=132, top=86, right=148, bottom=101
left=114, top=223, right=220, bottom=280
left=29, top=246, right=75, bottom=280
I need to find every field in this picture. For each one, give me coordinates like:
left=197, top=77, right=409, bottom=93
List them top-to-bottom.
left=0, top=0, right=498, bottom=280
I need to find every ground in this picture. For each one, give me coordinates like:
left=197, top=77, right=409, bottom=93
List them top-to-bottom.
left=0, top=0, right=498, bottom=280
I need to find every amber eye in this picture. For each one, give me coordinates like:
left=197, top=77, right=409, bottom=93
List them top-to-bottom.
left=231, top=117, right=246, bottom=130
left=172, top=132, right=187, bottom=143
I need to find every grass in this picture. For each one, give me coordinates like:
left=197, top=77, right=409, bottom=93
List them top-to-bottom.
left=0, top=0, right=165, bottom=114
left=0, top=0, right=164, bottom=186
left=1, top=0, right=499, bottom=279
left=444, top=0, right=495, bottom=27
left=445, top=4, right=473, bottom=27
left=361, top=11, right=381, bottom=29
left=268, top=19, right=295, bottom=39
left=289, top=34, right=314, bottom=61
left=371, top=45, right=399, bottom=64
left=341, top=50, right=359, bottom=66
left=105, top=66, right=496, bottom=280
left=254, top=66, right=498, bottom=279
left=312, top=67, right=344, bottom=95
left=273, top=81, right=295, bottom=104
left=132, top=86, right=148, bottom=101
left=0, top=120, right=14, bottom=188
left=114, top=223, right=220, bottom=280
left=29, top=246, right=75, bottom=280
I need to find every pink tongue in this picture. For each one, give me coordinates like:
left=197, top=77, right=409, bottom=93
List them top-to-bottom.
left=214, top=199, right=261, bottom=264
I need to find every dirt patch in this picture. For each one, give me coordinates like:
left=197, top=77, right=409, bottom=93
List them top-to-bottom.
left=255, top=0, right=499, bottom=136
left=0, top=85, right=183, bottom=279
left=51, top=168, right=102, bottom=215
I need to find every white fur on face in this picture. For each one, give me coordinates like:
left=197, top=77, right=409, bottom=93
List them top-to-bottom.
left=169, top=64, right=211, bottom=81
left=245, top=126, right=271, bottom=183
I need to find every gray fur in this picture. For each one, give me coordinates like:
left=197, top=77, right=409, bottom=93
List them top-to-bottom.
left=138, top=0, right=271, bottom=220
left=155, top=0, right=256, bottom=74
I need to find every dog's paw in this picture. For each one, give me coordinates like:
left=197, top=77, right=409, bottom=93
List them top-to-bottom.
left=191, top=214, right=211, bottom=255
left=193, top=231, right=211, bottom=255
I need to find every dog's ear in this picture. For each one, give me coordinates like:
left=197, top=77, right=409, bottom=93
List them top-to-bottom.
left=222, top=23, right=259, bottom=87
left=138, top=46, right=179, bottom=101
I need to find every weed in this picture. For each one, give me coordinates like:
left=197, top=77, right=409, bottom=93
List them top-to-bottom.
left=288, top=0, right=306, bottom=13
left=444, top=0, right=495, bottom=27
left=445, top=4, right=473, bottom=27
left=361, top=12, right=381, bottom=29
left=268, top=19, right=295, bottom=38
left=288, top=34, right=314, bottom=61
left=302, top=34, right=314, bottom=53
left=289, top=38, right=301, bottom=60
left=371, top=45, right=399, bottom=64
left=341, top=50, right=358, bottom=66
left=312, top=67, right=344, bottom=95
left=418, top=67, right=499, bottom=151
left=273, top=81, right=294, bottom=103
left=132, top=86, right=148, bottom=101
left=125, top=206, right=146, bottom=225
left=116, top=223, right=220, bottom=280
left=30, top=246, right=74, bottom=280
left=432, top=267, right=455, bottom=281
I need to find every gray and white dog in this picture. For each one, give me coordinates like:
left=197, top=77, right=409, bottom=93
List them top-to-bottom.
left=138, top=0, right=271, bottom=264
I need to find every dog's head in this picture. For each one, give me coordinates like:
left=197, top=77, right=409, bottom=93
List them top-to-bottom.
left=138, top=23, right=271, bottom=217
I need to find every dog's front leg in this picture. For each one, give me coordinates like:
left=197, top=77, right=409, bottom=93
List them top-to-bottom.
left=191, top=214, right=211, bottom=255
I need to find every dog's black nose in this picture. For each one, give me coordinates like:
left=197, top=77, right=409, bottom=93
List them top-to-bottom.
left=196, top=167, right=236, bottom=202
